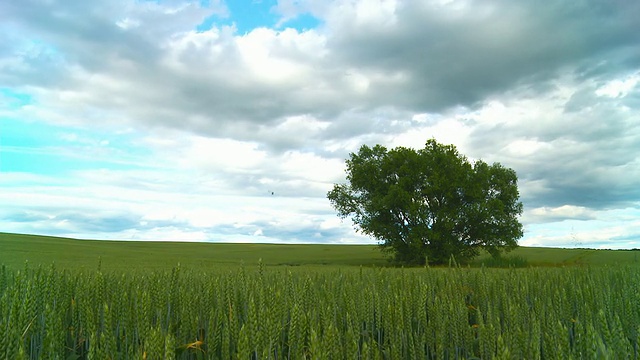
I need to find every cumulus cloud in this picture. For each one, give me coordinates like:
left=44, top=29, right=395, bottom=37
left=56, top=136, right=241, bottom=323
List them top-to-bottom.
left=1, top=0, right=640, bottom=247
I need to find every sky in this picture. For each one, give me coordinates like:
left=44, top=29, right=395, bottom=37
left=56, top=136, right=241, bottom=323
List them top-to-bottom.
left=1, top=0, right=639, bottom=249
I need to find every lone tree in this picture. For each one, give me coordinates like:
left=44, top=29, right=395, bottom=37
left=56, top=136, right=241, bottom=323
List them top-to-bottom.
left=327, top=139, right=523, bottom=265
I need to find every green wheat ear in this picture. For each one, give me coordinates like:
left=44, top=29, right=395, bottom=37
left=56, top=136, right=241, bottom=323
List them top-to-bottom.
left=1, top=262, right=639, bottom=359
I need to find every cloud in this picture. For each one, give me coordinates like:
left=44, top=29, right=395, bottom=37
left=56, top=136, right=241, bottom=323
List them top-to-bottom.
left=1, top=0, right=640, bottom=247
left=6, top=0, right=640, bottom=141
left=325, top=0, right=640, bottom=111
left=462, top=75, right=640, bottom=213
left=526, top=205, right=596, bottom=224
left=522, top=208, right=640, bottom=249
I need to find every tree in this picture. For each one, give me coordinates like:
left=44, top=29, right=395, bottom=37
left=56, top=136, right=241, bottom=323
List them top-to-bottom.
left=327, top=139, right=523, bottom=265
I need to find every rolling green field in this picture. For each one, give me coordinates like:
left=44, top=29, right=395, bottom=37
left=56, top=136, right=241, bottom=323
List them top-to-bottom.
left=1, top=232, right=639, bottom=271
left=1, top=232, right=639, bottom=359
left=0, top=233, right=387, bottom=271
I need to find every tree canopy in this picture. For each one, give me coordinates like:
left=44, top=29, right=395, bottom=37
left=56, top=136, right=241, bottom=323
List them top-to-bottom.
left=327, top=139, right=523, bottom=265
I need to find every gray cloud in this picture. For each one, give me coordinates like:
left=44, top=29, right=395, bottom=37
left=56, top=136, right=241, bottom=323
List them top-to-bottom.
left=2, top=0, right=640, bottom=245
left=5, top=0, right=639, bottom=144
left=327, top=0, right=640, bottom=111
left=466, top=82, right=640, bottom=213
left=2, top=209, right=187, bottom=234
left=5, top=211, right=51, bottom=223
left=229, top=218, right=351, bottom=243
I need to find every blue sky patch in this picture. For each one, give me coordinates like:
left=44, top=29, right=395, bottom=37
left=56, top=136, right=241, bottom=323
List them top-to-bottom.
left=197, top=0, right=320, bottom=34
left=199, top=0, right=278, bottom=33
left=278, top=13, right=321, bottom=31
left=0, top=88, right=34, bottom=108
left=0, top=118, right=147, bottom=176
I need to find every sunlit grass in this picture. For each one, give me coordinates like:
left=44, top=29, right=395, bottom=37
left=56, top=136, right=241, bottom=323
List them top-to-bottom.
left=1, top=232, right=638, bottom=271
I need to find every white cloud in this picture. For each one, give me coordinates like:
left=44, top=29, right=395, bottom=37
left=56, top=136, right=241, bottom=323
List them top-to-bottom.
left=237, top=27, right=326, bottom=82
left=595, top=72, right=639, bottom=98
left=391, top=116, right=472, bottom=151
left=181, top=136, right=267, bottom=171
left=503, top=139, right=550, bottom=157
left=280, top=151, right=344, bottom=183
left=526, top=205, right=596, bottom=223
left=522, top=212, right=640, bottom=250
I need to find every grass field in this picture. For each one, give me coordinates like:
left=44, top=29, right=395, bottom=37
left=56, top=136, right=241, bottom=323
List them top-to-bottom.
left=0, top=232, right=387, bottom=271
left=1, top=232, right=639, bottom=271
left=2, top=232, right=640, bottom=359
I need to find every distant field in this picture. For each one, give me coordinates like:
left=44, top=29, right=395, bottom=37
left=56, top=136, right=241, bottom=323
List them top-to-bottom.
left=0, top=232, right=638, bottom=271
left=0, top=232, right=387, bottom=271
